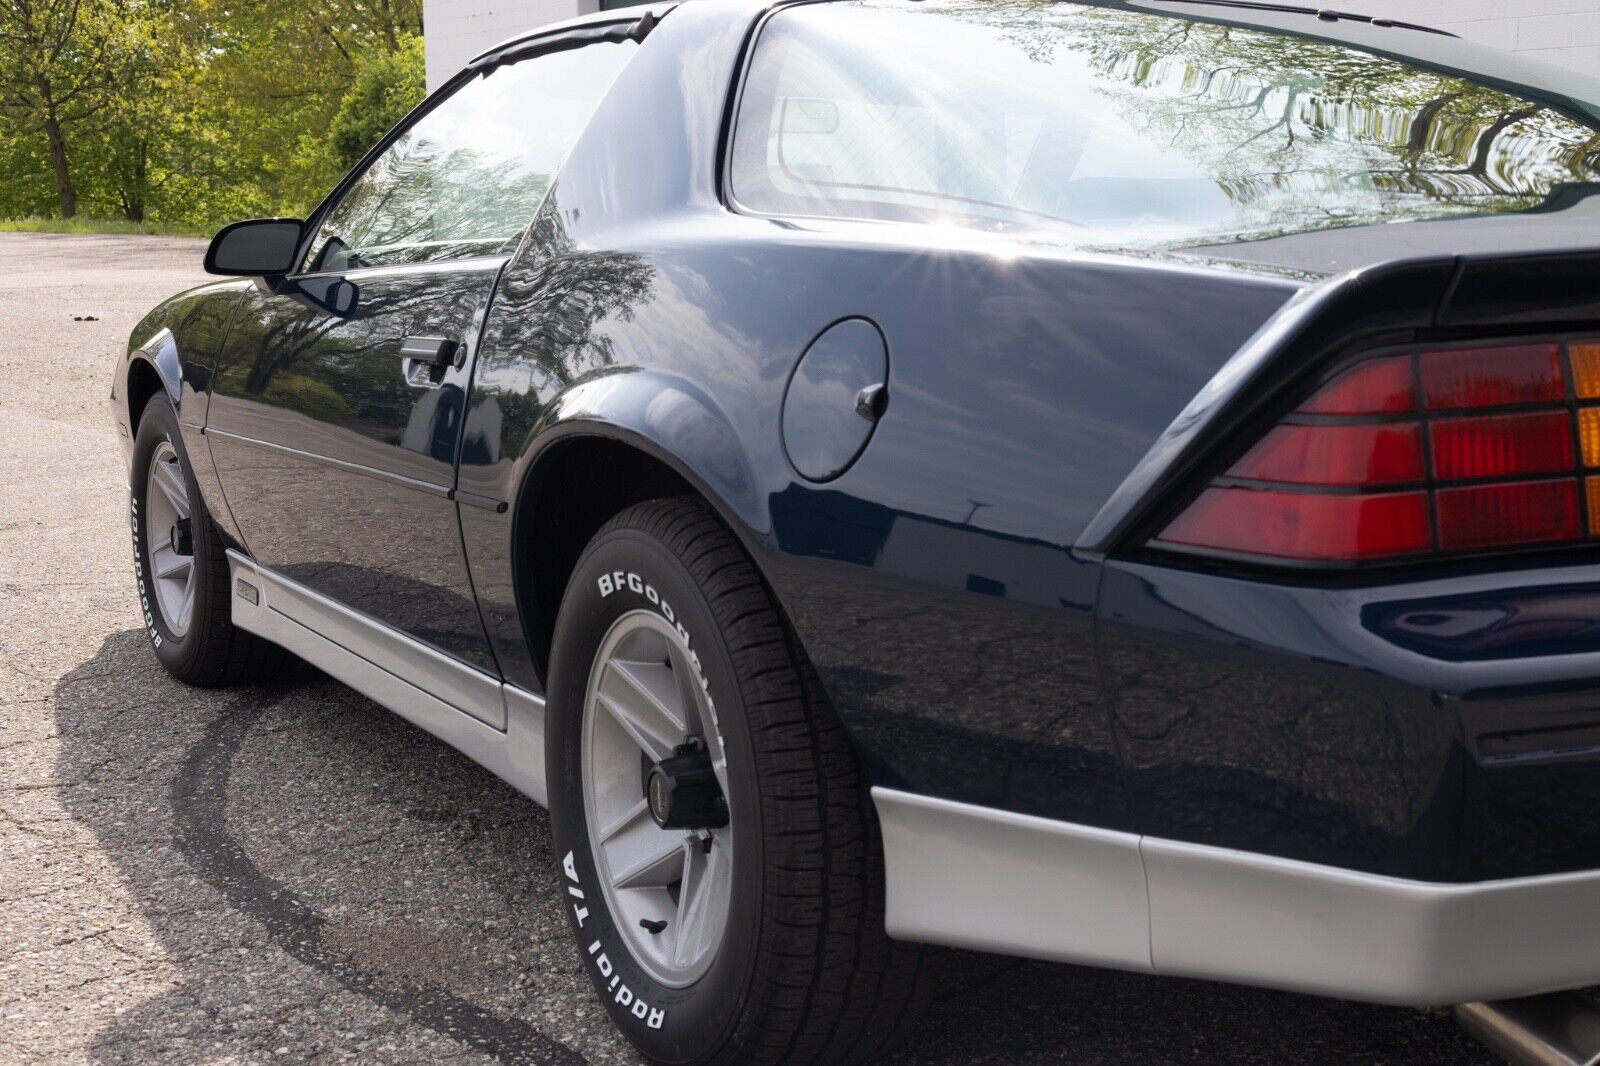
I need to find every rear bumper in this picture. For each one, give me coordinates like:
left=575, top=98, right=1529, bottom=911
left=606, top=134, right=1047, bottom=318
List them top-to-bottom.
left=1097, top=558, right=1600, bottom=883
left=875, top=787, right=1600, bottom=1006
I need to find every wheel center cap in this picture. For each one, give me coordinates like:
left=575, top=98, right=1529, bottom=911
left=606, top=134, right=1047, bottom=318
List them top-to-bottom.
left=169, top=518, right=193, bottom=557
left=646, top=742, right=728, bottom=830
left=647, top=771, right=673, bottom=825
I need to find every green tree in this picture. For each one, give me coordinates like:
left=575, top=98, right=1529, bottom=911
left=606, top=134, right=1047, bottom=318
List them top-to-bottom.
left=0, top=0, right=119, bottom=216
left=0, top=0, right=423, bottom=227
left=78, top=0, right=190, bottom=222
left=190, top=0, right=423, bottom=216
left=329, top=33, right=425, bottom=172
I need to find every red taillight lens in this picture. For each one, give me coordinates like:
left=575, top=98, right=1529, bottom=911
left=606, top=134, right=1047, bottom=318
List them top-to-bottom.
left=1154, top=338, right=1600, bottom=565
left=1420, top=343, right=1563, bottom=410
left=1298, top=355, right=1416, bottom=415
left=1429, top=412, right=1573, bottom=480
left=1229, top=424, right=1424, bottom=486
left=1436, top=480, right=1579, bottom=551
left=1160, top=487, right=1429, bottom=561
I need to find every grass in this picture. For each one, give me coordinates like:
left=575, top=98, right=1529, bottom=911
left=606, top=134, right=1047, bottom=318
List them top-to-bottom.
left=0, top=216, right=211, bottom=238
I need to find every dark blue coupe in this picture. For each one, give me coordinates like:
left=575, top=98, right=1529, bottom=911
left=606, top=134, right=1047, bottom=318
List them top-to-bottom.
left=112, top=1, right=1600, bottom=1061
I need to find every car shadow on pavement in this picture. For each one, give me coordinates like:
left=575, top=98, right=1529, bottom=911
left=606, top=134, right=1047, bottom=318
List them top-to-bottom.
left=52, top=630, right=1496, bottom=1065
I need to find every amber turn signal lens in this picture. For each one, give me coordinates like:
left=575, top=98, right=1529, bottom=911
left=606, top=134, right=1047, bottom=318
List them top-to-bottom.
left=1571, top=342, right=1600, bottom=400
left=1581, top=408, right=1600, bottom=468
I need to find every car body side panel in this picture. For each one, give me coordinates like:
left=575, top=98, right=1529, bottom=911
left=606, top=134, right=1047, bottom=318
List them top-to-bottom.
left=458, top=0, right=1302, bottom=826
left=206, top=267, right=503, bottom=672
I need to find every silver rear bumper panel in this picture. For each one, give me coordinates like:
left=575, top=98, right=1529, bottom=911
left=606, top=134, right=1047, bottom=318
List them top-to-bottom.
left=875, top=787, right=1600, bottom=1006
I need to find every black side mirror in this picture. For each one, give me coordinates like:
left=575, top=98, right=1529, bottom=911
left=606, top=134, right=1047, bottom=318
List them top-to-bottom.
left=204, top=218, right=304, bottom=276
left=290, top=275, right=360, bottom=317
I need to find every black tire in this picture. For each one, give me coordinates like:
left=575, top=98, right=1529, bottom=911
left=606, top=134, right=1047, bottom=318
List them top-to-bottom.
left=130, top=395, right=282, bottom=686
left=546, top=496, right=935, bottom=1066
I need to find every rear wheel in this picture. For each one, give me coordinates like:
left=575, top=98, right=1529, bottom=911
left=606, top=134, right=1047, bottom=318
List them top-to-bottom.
left=130, top=395, right=280, bottom=686
left=546, top=497, right=934, bottom=1065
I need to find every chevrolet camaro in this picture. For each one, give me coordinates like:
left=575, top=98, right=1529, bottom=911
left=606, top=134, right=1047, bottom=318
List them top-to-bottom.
left=111, top=1, right=1600, bottom=1061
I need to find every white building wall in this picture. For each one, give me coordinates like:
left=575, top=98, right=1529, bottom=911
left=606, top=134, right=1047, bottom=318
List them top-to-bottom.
left=420, top=0, right=1600, bottom=92
left=422, top=0, right=599, bottom=89
left=1330, top=0, right=1600, bottom=77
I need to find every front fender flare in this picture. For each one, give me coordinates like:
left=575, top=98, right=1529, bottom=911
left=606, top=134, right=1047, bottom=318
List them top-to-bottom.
left=130, top=326, right=185, bottom=417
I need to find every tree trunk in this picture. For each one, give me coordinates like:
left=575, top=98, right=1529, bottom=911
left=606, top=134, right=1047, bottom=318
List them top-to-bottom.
left=379, top=0, right=398, bottom=52
left=38, top=85, right=76, bottom=218
left=1406, top=93, right=1458, bottom=154
left=1468, top=107, right=1539, bottom=183
left=121, top=142, right=147, bottom=222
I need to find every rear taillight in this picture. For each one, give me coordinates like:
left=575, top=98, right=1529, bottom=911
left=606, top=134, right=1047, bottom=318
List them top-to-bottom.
left=1155, top=338, right=1600, bottom=564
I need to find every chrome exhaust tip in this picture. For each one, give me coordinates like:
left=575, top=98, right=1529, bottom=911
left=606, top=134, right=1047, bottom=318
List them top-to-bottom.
left=1455, top=993, right=1600, bottom=1066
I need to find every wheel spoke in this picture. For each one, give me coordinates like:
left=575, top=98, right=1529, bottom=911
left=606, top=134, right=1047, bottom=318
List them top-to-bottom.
left=152, top=460, right=189, bottom=518
left=151, top=545, right=191, bottom=581
left=176, top=576, right=195, bottom=625
left=673, top=654, right=703, bottom=729
left=598, top=659, right=686, bottom=761
left=598, top=797, right=651, bottom=845
left=611, top=831, right=689, bottom=891
left=672, top=841, right=719, bottom=969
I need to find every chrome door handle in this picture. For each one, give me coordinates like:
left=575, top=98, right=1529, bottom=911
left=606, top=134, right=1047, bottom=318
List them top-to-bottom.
left=400, top=335, right=460, bottom=367
left=400, top=336, right=461, bottom=389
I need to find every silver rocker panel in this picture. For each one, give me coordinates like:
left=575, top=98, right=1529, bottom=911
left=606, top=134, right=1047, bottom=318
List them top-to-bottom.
left=227, top=550, right=548, bottom=807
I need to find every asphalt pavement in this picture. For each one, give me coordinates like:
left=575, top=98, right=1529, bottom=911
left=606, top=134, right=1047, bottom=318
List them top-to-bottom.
left=0, top=232, right=1501, bottom=1064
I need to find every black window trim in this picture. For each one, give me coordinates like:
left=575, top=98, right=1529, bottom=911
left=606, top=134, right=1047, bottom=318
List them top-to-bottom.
left=719, top=0, right=832, bottom=225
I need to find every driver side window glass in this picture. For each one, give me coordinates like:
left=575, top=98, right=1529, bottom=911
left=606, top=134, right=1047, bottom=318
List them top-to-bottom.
left=304, top=39, right=638, bottom=272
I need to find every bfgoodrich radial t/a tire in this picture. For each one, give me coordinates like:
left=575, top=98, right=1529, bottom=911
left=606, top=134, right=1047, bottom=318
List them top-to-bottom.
left=130, top=395, right=280, bottom=686
left=546, top=497, right=933, bottom=1065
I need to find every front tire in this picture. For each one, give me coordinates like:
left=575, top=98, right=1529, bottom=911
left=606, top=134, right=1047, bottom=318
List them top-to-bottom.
left=130, top=395, right=279, bottom=686
left=547, top=497, right=932, bottom=1065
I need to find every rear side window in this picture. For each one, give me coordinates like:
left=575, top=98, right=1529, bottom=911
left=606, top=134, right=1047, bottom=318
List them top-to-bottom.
left=728, top=1, right=1600, bottom=247
left=305, top=40, right=638, bottom=272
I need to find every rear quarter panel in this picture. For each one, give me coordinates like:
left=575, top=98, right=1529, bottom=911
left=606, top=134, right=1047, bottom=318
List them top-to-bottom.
left=458, top=0, right=1302, bottom=828
left=465, top=200, right=1298, bottom=826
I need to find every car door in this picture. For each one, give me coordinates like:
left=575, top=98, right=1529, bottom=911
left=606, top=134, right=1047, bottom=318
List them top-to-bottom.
left=205, top=38, right=642, bottom=688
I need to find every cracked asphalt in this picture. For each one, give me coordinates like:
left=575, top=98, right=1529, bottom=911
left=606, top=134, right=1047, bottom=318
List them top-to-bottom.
left=0, top=232, right=1503, bottom=1065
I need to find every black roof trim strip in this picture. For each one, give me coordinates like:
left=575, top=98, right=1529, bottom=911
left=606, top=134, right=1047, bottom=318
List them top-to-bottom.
left=1143, top=0, right=1456, bottom=37
left=469, top=8, right=668, bottom=74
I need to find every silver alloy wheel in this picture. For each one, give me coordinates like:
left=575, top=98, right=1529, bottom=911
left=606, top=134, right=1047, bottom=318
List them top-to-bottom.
left=144, top=440, right=196, bottom=638
left=582, top=610, right=733, bottom=988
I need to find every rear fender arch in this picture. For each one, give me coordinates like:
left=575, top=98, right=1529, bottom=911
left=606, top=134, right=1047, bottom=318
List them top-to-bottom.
left=518, top=369, right=767, bottom=540
left=506, top=370, right=774, bottom=683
